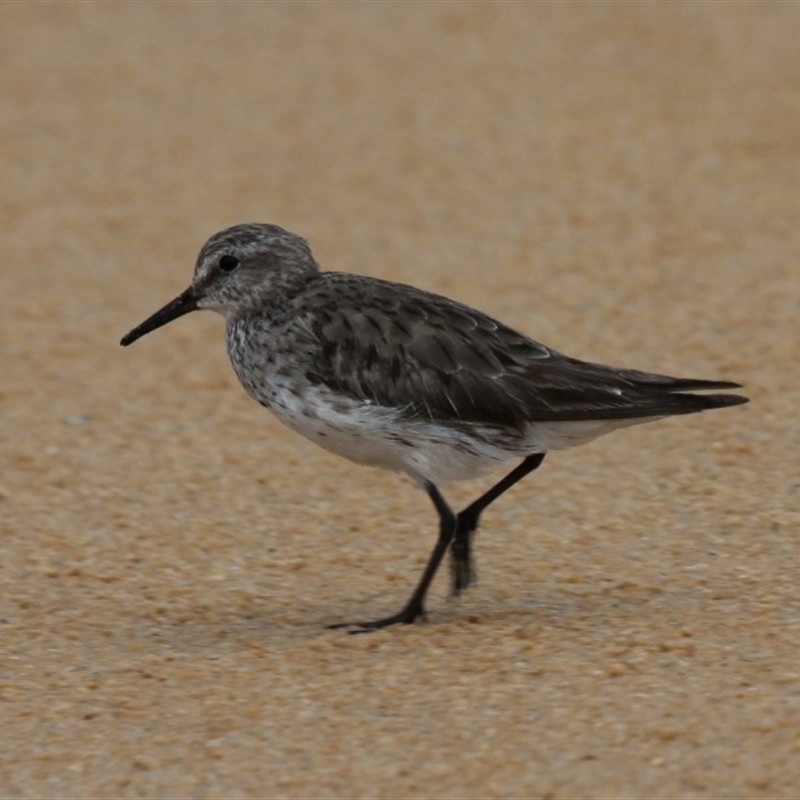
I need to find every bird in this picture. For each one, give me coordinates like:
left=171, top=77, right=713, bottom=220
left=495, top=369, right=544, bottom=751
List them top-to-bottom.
left=120, top=223, right=749, bottom=632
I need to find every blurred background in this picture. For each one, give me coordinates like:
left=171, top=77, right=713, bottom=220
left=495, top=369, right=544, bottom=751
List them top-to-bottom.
left=1, top=4, right=798, bottom=798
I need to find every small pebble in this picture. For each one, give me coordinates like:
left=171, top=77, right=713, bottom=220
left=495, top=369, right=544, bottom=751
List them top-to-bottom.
left=64, top=413, right=93, bottom=425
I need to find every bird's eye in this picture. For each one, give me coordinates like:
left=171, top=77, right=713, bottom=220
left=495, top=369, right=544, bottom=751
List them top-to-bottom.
left=218, top=255, right=240, bottom=273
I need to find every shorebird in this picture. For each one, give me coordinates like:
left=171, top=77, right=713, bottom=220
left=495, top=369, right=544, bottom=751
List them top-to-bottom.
left=121, top=223, right=748, bottom=631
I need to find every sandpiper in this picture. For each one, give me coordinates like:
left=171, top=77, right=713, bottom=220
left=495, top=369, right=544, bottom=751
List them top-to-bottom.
left=121, top=223, right=749, bottom=631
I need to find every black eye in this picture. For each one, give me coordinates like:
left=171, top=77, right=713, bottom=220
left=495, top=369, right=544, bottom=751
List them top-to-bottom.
left=218, top=254, right=240, bottom=272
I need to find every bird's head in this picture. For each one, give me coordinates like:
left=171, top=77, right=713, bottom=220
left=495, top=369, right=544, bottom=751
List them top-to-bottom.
left=120, top=223, right=318, bottom=346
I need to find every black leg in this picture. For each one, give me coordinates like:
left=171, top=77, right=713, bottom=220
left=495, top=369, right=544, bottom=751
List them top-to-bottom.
left=450, top=453, right=546, bottom=595
left=329, top=482, right=457, bottom=633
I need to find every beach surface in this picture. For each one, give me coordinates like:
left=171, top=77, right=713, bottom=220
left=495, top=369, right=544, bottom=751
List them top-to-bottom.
left=1, top=4, right=798, bottom=797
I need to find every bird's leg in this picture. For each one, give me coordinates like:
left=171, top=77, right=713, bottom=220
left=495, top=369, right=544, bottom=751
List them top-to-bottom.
left=450, top=453, right=546, bottom=595
left=329, top=483, right=457, bottom=633
left=449, top=509, right=479, bottom=597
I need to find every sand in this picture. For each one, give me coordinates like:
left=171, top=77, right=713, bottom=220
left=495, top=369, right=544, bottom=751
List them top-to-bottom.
left=1, top=3, right=798, bottom=798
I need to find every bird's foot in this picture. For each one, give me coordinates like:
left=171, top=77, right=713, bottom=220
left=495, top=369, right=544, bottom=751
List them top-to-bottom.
left=327, top=601, right=426, bottom=634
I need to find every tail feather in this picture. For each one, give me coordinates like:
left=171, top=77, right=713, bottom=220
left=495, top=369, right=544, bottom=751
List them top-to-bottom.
left=516, top=360, right=751, bottom=422
left=617, top=369, right=744, bottom=394
left=664, top=379, right=743, bottom=392
left=662, top=391, right=749, bottom=414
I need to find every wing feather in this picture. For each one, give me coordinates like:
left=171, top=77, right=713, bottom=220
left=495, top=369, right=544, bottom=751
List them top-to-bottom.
left=299, top=275, right=748, bottom=428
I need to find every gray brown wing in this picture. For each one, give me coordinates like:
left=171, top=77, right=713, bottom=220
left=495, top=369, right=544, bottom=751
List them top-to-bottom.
left=300, top=275, right=748, bottom=428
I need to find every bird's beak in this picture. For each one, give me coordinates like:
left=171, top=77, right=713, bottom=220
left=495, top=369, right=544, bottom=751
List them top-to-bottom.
left=120, top=286, right=199, bottom=346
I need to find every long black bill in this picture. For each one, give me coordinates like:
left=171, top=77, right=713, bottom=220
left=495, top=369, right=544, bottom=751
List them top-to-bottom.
left=120, top=287, right=199, bottom=346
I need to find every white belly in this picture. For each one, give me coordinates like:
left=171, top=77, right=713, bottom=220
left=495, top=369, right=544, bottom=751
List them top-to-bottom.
left=257, top=381, right=662, bottom=486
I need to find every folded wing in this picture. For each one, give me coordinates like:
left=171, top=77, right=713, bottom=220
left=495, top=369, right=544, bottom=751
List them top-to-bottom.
left=301, top=275, right=749, bottom=429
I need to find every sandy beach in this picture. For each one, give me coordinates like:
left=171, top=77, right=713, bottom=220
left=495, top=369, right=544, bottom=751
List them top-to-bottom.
left=1, top=4, right=798, bottom=797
